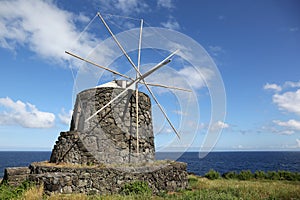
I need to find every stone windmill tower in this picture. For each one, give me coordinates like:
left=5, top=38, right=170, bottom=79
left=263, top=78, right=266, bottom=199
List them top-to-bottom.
left=2, top=12, right=189, bottom=194
left=50, top=13, right=187, bottom=166
left=50, top=81, right=155, bottom=164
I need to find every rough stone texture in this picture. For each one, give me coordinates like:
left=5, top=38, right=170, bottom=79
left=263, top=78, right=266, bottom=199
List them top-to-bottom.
left=2, top=84, right=189, bottom=194
left=50, top=87, right=155, bottom=164
left=50, top=131, right=96, bottom=165
left=28, top=161, right=188, bottom=195
left=2, top=167, right=30, bottom=186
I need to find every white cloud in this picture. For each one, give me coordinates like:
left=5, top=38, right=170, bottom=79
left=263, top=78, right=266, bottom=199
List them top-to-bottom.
left=0, top=0, right=99, bottom=65
left=98, top=0, right=149, bottom=15
left=157, top=0, right=175, bottom=9
left=161, top=17, right=180, bottom=30
left=208, top=45, right=224, bottom=56
left=178, top=66, right=213, bottom=89
left=284, top=80, right=300, bottom=88
left=263, top=81, right=300, bottom=93
left=263, top=83, right=282, bottom=92
left=273, top=89, right=300, bottom=115
left=0, top=97, right=55, bottom=128
left=58, top=108, right=73, bottom=125
left=173, top=110, right=188, bottom=116
left=273, top=119, right=300, bottom=131
left=210, top=121, right=229, bottom=131
left=262, top=124, right=295, bottom=135
left=296, top=139, right=300, bottom=148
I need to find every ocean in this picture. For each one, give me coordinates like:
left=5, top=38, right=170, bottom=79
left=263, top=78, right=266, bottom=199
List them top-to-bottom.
left=0, top=151, right=299, bottom=178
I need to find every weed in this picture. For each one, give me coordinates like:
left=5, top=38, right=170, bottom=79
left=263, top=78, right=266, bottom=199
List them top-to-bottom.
left=204, top=169, right=220, bottom=180
left=120, top=181, right=152, bottom=196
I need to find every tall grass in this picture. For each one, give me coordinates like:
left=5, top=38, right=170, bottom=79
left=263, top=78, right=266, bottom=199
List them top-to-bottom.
left=206, top=169, right=300, bottom=181
left=1, top=173, right=299, bottom=200
left=20, top=184, right=43, bottom=200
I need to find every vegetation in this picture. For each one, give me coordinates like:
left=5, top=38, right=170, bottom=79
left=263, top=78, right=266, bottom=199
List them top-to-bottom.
left=204, top=169, right=220, bottom=180
left=206, top=169, right=300, bottom=181
left=0, top=170, right=299, bottom=200
left=0, top=181, right=36, bottom=200
left=120, top=181, right=152, bottom=195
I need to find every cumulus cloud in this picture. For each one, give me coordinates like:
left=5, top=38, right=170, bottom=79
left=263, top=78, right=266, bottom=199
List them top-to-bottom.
left=0, top=0, right=99, bottom=65
left=157, top=0, right=175, bottom=9
left=161, top=17, right=180, bottom=30
left=208, top=45, right=224, bottom=57
left=178, top=66, right=213, bottom=89
left=263, top=80, right=300, bottom=135
left=284, top=80, right=300, bottom=88
left=264, top=81, right=300, bottom=93
left=263, top=83, right=282, bottom=92
left=273, top=89, right=300, bottom=115
left=0, top=97, right=55, bottom=128
left=58, top=108, right=73, bottom=125
left=273, top=119, right=300, bottom=131
left=210, top=121, right=229, bottom=131
left=262, top=124, right=295, bottom=135
left=296, top=139, right=300, bottom=148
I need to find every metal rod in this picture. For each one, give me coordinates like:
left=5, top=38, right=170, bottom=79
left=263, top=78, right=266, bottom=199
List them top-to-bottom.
left=97, top=12, right=180, bottom=139
left=97, top=12, right=143, bottom=79
left=136, top=19, right=143, bottom=154
left=137, top=19, right=143, bottom=76
left=65, top=51, right=131, bottom=80
left=66, top=51, right=190, bottom=92
left=85, top=51, right=177, bottom=122
left=85, top=79, right=137, bottom=122
left=143, top=82, right=181, bottom=139
left=144, top=83, right=192, bottom=92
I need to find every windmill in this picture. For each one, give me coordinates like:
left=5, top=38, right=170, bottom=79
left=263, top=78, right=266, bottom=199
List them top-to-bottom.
left=66, top=12, right=190, bottom=154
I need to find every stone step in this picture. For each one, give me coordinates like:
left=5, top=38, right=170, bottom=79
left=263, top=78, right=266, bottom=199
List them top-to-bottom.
left=3, top=167, right=30, bottom=186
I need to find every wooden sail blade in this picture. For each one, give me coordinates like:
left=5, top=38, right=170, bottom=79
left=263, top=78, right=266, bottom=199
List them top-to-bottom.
left=65, top=51, right=131, bottom=80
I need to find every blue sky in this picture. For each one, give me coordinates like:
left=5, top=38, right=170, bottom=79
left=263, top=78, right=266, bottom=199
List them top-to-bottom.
left=0, top=0, right=299, bottom=151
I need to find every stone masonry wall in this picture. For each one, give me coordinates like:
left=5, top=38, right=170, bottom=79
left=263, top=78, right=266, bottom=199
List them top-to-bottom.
left=50, top=87, right=155, bottom=165
left=50, top=131, right=96, bottom=164
left=29, top=161, right=188, bottom=195
left=2, top=167, right=30, bottom=186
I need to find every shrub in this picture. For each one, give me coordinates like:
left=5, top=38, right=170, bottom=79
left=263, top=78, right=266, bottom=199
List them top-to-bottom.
left=204, top=169, right=220, bottom=180
left=238, top=170, right=253, bottom=180
left=254, top=170, right=266, bottom=179
left=277, top=170, right=299, bottom=181
left=222, top=171, right=238, bottom=179
left=267, top=171, right=280, bottom=180
left=295, top=172, right=300, bottom=181
left=0, top=181, right=35, bottom=200
left=120, top=181, right=152, bottom=195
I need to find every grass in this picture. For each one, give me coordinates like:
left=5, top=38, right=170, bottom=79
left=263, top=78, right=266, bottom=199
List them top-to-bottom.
left=31, top=160, right=173, bottom=170
left=0, top=174, right=299, bottom=199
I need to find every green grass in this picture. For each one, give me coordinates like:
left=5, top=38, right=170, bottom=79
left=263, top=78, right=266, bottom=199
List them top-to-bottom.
left=0, top=174, right=299, bottom=200
left=0, top=181, right=35, bottom=200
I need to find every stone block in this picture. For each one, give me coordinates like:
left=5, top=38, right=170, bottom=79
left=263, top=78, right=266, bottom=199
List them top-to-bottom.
left=2, top=167, right=30, bottom=186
